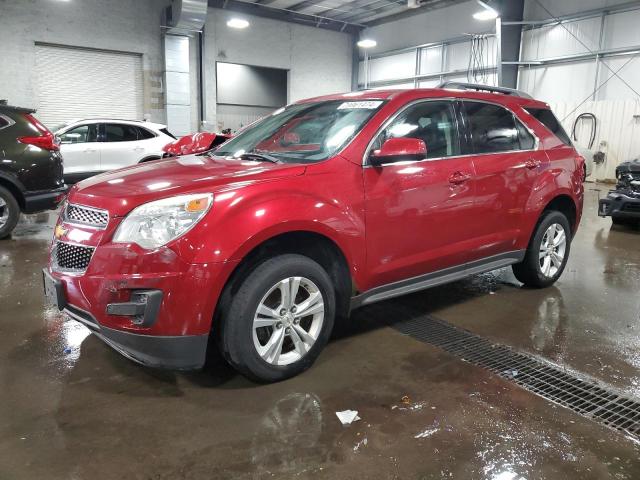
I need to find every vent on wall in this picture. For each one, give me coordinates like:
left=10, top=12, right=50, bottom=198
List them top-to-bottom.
left=164, top=0, right=207, bottom=34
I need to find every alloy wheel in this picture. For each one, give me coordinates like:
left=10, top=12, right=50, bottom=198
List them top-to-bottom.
left=0, top=197, right=9, bottom=228
left=539, top=223, right=567, bottom=278
left=252, top=276, right=325, bottom=366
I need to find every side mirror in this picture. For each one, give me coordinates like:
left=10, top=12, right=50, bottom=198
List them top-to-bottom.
left=369, top=137, right=427, bottom=166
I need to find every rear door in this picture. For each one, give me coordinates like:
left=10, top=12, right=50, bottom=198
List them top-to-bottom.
left=363, top=99, right=478, bottom=288
left=461, top=101, right=548, bottom=261
left=58, top=123, right=100, bottom=175
left=99, top=123, right=142, bottom=171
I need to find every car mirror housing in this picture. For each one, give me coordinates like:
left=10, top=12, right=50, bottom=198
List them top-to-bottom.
left=369, top=137, right=427, bottom=166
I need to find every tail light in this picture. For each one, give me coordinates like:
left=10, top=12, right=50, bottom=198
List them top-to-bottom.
left=18, top=113, right=59, bottom=151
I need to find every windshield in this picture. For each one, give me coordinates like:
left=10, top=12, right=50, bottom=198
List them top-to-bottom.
left=213, top=100, right=385, bottom=164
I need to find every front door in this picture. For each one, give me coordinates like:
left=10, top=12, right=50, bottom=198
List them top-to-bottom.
left=363, top=100, right=477, bottom=289
left=58, top=123, right=100, bottom=176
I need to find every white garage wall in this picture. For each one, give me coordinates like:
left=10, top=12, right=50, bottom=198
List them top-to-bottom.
left=0, top=0, right=168, bottom=124
left=516, top=1, right=640, bottom=180
left=203, top=8, right=353, bottom=131
left=357, top=35, right=497, bottom=89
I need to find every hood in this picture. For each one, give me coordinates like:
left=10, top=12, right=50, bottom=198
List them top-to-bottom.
left=69, top=154, right=305, bottom=216
left=617, top=159, right=640, bottom=175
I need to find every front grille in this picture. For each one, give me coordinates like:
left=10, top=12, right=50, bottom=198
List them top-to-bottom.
left=65, top=204, right=109, bottom=228
left=53, top=241, right=94, bottom=272
left=393, top=315, right=640, bottom=441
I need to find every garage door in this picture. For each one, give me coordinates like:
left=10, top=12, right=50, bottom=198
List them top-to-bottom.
left=35, top=44, right=143, bottom=129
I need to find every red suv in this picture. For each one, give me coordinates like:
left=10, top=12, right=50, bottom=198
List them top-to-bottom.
left=43, top=84, right=584, bottom=382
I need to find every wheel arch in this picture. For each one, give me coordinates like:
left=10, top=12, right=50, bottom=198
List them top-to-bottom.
left=138, top=155, right=162, bottom=163
left=0, top=173, right=25, bottom=210
left=542, top=194, right=578, bottom=235
left=213, top=230, right=354, bottom=336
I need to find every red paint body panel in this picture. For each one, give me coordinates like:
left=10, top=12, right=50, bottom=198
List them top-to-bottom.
left=47, top=88, right=583, bottom=351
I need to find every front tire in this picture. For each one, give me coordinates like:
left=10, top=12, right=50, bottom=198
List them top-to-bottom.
left=0, top=186, right=20, bottom=240
left=512, top=210, right=571, bottom=288
left=219, top=254, right=335, bottom=383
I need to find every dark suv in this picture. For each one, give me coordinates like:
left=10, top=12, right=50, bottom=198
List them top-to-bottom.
left=0, top=104, right=66, bottom=238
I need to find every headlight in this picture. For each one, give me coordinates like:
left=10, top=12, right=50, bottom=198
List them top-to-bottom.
left=113, top=193, right=213, bottom=249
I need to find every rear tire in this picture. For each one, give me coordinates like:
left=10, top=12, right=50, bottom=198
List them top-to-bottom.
left=0, top=186, right=20, bottom=240
left=512, top=210, right=571, bottom=288
left=219, top=254, right=335, bottom=383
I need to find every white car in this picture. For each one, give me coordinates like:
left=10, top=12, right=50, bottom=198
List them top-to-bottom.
left=55, top=119, right=176, bottom=183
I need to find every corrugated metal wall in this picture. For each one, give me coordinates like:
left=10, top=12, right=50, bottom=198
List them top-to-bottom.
left=550, top=100, right=640, bottom=181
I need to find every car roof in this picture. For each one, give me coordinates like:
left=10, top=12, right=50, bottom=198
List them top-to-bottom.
left=298, top=87, right=549, bottom=109
left=0, top=104, right=36, bottom=114
left=57, top=119, right=167, bottom=130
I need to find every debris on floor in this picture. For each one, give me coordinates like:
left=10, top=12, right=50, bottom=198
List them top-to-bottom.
left=336, top=410, right=360, bottom=425
left=414, top=426, right=440, bottom=439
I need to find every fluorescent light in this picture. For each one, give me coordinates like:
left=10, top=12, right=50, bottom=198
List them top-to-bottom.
left=473, top=8, right=498, bottom=20
left=227, top=18, right=249, bottom=29
left=357, top=38, right=377, bottom=48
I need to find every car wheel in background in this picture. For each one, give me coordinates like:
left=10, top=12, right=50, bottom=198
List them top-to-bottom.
left=0, top=186, right=20, bottom=240
left=512, top=210, right=572, bottom=288
left=219, top=254, right=335, bottom=383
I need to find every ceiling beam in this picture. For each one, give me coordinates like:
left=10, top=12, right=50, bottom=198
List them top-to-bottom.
left=208, top=0, right=364, bottom=32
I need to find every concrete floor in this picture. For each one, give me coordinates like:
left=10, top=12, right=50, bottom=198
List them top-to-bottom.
left=1, top=185, right=639, bottom=479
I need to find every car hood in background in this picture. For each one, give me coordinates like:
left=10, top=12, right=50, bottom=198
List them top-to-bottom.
left=69, top=154, right=306, bottom=216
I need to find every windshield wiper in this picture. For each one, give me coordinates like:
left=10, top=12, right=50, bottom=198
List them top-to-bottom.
left=238, top=151, right=281, bottom=163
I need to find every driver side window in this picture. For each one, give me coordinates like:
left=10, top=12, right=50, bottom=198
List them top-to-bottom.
left=372, top=101, right=461, bottom=159
left=59, top=124, right=98, bottom=144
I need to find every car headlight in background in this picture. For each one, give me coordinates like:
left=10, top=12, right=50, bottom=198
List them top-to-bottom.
left=113, top=193, right=213, bottom=249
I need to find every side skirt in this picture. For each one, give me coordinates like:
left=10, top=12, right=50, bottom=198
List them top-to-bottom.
left=350, top=250, right=525, bottom=310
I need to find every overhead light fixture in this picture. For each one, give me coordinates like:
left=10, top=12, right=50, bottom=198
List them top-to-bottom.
left=473, top=0, right=498, bottom=20
left=227, top=18, right=249, bottom=29
left=357, top=39, right=377, bottom=49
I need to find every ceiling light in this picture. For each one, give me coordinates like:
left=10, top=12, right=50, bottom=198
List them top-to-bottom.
left=473, top=0, right=498, bottom=20
left=473, top=8, right=498, bottom=20
left=227, top=18, right=249, bottom=29
left=357, top=39, right=377, bottom=49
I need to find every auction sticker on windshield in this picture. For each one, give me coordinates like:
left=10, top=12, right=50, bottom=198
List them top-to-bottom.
left=337, top=101, right=383, bottom=110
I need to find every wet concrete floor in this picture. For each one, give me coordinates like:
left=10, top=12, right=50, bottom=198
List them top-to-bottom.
left=1, top=185, right=639, bottom=479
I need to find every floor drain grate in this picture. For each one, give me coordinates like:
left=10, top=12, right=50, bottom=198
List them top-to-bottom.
left=393, top=315, right=640, bottom=440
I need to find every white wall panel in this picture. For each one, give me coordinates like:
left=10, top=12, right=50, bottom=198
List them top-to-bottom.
left=603, top=9, right=640, bottom=49
left=521, top=17, right=601, bottom=61
left=445, top=42, right=472, bottom=72
left=419, top=46, right=443, bottom=75
left=369, top=51, right=417, bottom=83
left=596, top=55, right=640, bottom=100
left=518, top=61, right=597, bottom=103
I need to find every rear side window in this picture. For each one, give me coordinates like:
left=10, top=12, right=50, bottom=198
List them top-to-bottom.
left=464, top=102, right=521, bottom=154
left=524, top=107, right=572, bottom=146
left=0, top=114, right=12, bottom=130
left=104, top=124, right=139, bottom=142
left=136, top=127, right=156, bottom=140
left=160, top=128, right=176, bottom=140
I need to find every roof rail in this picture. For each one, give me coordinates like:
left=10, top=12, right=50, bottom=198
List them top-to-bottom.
left=437, top=81, right=533, bottom=99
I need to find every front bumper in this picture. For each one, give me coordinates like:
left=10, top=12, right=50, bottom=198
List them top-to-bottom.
left=23, top=186, right=67, bottom=214
left=598, top=192, right=640, bottom=219
left=44, top=267, right=214, bottom=370
left=64, top=303, right=208, bottom=370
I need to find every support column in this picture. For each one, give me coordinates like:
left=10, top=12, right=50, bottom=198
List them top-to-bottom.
left=497, top=0, right=524, bottom=88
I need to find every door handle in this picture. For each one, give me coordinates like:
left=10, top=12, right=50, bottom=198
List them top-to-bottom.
left=133, top=147, right=144, bottom=152
left=84, top=148, right=97, bottom=153
left=525, top=158, right=541, bottom=170
left=449, top=171, right=472, bottom=185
